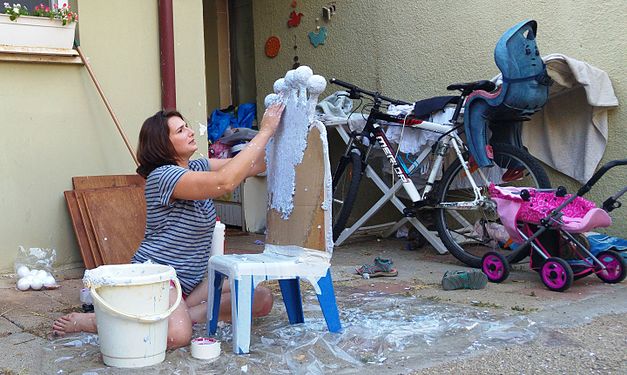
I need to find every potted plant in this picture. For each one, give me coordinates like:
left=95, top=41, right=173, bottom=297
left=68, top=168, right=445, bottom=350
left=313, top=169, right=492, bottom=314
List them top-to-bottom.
left=0, top=3, right=78, bottom=49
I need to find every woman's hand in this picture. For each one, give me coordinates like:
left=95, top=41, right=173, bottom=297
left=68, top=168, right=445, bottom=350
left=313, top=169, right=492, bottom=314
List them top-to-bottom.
left=259, top=103, right=285, bottom=137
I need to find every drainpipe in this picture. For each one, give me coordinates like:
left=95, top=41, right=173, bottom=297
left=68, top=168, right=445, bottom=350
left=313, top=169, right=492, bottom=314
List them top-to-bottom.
left=158, top=0, right=176, bottom=110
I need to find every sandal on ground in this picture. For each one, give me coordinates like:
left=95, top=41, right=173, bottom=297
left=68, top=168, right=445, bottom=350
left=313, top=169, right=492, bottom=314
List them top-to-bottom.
left=355, top=257, right=398, bottom=277
left=441, top=270, right=487, bottom=290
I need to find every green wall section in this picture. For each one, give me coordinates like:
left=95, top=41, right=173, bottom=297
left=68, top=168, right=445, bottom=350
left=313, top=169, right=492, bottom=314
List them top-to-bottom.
left=0, top=0, right=207, bottom=272
left=1, top=0, right=625, bottom=272
left=252, top=0, right=627, bottom=235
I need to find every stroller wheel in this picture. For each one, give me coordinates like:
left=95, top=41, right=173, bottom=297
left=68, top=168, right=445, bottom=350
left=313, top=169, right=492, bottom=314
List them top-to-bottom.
left=595, top=250, right=627, bottom=284
left=481, top=251, right=510, bottom=283
left=540, top=257, right=573, bottom=292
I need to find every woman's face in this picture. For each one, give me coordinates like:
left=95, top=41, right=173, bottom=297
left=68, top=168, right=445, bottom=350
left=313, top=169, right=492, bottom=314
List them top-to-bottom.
left=167, top=115, right=197, bottom=160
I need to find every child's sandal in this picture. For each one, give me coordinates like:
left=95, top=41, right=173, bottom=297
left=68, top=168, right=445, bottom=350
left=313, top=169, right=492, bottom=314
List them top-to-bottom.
left=355, top=257, right=398, bottom=277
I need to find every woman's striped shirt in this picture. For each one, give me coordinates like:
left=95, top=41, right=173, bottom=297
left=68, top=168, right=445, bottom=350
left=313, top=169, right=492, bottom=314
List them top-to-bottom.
left=132, top=159, right=216, bottom=295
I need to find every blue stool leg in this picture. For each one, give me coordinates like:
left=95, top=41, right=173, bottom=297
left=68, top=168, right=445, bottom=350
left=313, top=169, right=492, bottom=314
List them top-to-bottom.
left=316, top=269, right=342, bottom=333
left=207, top=271, right=224, bottom=335
left=279, top=278, right=304, bottom=324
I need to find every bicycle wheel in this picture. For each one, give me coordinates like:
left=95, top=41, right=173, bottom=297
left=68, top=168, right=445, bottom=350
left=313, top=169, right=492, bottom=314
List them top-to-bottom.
left=435, top=143, right=551, bottom=268
left=332, top=151, right=363, bottom=241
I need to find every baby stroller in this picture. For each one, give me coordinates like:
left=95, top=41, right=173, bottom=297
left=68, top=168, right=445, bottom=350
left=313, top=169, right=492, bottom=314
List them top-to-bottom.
left=481, top=159, right=627, bottom=292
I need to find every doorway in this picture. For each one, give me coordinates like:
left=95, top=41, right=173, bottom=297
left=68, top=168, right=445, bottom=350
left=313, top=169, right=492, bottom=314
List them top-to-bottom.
left=202, top=0, right=257, bottom=112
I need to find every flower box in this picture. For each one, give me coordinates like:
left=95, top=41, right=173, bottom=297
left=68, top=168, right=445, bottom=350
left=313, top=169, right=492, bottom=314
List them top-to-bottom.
left=0, top=14, right=76, bottom=49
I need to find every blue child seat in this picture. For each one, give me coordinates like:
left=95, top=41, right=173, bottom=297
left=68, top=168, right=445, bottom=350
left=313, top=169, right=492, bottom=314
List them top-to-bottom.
left=464, top=20, right=551, bottom=167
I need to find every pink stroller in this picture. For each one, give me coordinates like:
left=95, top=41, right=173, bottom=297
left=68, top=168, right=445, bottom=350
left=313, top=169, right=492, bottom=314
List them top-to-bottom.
left=481, top=159, right=627, bottom=292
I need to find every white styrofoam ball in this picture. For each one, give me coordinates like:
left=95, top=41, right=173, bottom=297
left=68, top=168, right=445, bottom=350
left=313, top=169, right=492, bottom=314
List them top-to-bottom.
left=294, top=66, right=313, bottom=85
left=284, top=69, right=297, bottom=87
left=307, top=75, right=327, bottom=95
left=273, top=78, right=287, bottom=94
left=264, top=93, right=280, bottom=108
left=16, top=265, right=30, bottom=278
left=36, top=269, right=48, bottom=279
left=29, top=270, right=39, bottom=276
left=43, top=275, right=57, bottom=288
left=17, top=277, right=31, bottom=291
left=30, top=278, right=43, bottom=290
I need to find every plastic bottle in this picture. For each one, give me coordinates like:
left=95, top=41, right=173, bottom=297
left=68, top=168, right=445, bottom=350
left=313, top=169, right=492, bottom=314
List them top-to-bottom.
left=211, top=218, right=226, bottom=257
left=474, top=221, right=511, bottom=244
left=80, top=287, right=94, bottom=313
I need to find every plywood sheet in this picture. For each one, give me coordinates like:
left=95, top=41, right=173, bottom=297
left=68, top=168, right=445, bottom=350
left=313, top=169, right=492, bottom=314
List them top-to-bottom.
left=266, top=127, right=326, bottom=251
left=72, top=174, right=145, bottom=190
left=80, top=186, right=146, bottom=265
left=64, top=191, right=96, bottom=269
left=75, top=191, right=104, bottom=267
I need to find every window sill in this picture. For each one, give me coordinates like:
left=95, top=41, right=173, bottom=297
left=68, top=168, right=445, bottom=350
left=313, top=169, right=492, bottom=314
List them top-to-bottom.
left=0, top=45, right=82, bottom=64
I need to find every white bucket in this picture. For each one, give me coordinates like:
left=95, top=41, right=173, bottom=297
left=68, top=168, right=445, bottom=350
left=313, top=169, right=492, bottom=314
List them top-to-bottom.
left=83, top=264, right=182, bottom=368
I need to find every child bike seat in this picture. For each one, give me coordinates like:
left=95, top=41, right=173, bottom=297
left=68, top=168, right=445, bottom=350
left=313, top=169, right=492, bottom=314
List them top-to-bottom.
left=464, top=20, right=551, bottom=167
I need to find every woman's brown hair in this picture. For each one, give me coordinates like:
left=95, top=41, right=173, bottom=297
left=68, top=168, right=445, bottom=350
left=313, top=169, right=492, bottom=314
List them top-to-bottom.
left=136, top=110, right=184, bottom=178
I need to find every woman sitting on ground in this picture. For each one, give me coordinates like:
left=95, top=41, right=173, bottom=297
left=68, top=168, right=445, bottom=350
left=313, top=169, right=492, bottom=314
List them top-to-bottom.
left=53, top=103, right=285, bottom=349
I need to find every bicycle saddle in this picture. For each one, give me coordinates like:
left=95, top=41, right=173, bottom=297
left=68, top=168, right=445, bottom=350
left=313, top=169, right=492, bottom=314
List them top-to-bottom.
left=447, top=80, right=496, bottom=93
left=413, top=95, right=459, bottom=119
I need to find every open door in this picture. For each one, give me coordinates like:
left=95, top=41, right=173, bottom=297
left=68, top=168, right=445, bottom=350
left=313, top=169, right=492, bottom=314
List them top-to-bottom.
left=202, top=0, right=260, bottom=229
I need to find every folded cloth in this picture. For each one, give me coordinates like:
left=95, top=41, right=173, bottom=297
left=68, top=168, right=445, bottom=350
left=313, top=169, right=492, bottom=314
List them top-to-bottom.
left=521, top=54, right=619, bottom=183
left=316, top=90, right=353, bottom=122
left=385, top=104, right=441, bottom=155
left=586, top=232, right=627, bottom=256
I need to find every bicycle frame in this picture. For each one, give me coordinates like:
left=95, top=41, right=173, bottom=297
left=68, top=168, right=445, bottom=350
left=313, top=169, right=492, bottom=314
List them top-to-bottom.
left=339, top=100, right=487, bottom=211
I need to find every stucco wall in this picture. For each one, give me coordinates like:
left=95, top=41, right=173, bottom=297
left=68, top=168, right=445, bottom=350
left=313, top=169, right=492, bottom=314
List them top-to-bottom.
left=0, top=0, right=207, bottom=272
left=252, top=0, right=627, bottom=235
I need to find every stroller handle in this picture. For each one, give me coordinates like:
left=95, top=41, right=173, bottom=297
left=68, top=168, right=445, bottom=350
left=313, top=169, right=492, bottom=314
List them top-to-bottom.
left=577, top=159, right=627, bottom=196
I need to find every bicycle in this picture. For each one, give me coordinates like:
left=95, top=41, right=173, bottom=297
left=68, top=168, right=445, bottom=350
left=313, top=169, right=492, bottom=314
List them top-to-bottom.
left=329, top=78, right=551, bottom=268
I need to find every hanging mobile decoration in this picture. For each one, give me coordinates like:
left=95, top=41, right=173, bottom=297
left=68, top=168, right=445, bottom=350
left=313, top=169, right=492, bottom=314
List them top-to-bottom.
left=288, top=0, right=302, bottom=67
left=287, top=10, right=304, bottom=27
left=308, top=26, right=328, bottom=48
left=292, top=35, right=300, bottom=69
left=265, top=36, right=281, bottom=58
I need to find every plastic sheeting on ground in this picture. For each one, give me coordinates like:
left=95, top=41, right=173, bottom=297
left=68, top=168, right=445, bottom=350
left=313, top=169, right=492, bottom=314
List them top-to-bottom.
left=43, top=287, right=538, bottom=374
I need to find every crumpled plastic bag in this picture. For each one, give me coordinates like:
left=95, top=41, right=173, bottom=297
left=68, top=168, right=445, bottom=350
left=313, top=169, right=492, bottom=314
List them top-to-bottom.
left=207, top=103, right=257, bottom=143
left=14, top=246, right=58, bottom=291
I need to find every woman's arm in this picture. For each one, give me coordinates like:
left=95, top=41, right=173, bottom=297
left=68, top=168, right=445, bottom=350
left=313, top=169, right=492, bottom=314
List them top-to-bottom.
left=172, top=103, right=284, bottom=200
left=208, top=157, right=264, bottom=177
left=207, top=158, right=231, bottom=171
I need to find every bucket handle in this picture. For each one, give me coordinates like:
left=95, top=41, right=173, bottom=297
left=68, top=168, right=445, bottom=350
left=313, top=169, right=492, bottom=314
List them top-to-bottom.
left=90, top=278, right=183, bottom=323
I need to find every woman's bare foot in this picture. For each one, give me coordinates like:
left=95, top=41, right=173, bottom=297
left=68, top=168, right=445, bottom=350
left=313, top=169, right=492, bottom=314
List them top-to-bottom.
left=52, top=312, right=97, bottom=336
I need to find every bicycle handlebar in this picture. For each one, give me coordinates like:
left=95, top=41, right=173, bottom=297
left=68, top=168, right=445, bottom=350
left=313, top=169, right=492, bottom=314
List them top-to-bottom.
left=330, top=78, right=412, bottom=106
